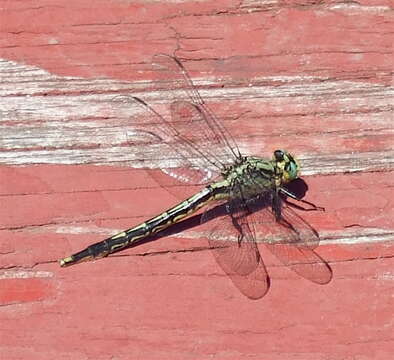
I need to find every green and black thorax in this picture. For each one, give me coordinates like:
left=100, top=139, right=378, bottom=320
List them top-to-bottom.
left=213, top=150, right=300, bottom=201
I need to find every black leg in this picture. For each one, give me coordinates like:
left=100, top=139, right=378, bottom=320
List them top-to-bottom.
left=279, top=187, right=325, bottom=211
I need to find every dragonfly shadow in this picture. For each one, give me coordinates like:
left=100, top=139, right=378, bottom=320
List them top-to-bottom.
left=126, top=177, right=311, bottom=248
left=284, top=177, right=309, bottom=199
left=123, top=179, right=332, bottom=299
left=123, top=204, right=224, bottom=249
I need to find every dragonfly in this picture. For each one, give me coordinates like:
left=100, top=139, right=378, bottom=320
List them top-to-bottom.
left=59, top=54, right=332, bottom=299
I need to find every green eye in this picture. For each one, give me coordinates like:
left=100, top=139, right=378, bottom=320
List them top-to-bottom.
left=285, top=162, right=298, bottom=180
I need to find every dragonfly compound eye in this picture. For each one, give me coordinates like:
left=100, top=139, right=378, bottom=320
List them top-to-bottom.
left=284, top=159, right=299, bottom=181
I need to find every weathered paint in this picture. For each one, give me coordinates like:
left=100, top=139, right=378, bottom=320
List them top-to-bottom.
left=0, top=0, right=393, bottom=359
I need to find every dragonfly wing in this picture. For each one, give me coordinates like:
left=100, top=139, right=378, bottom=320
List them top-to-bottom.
left=112, top=54, right=243, bottom=199
left=152, top=54, right=242, bottom=163
left=112, top=94, right=221, bottom=198
left=169, top=100, right=235, bottom=170
left=201, top=198, right=269, bottom=300
left=251, top=198, right=332, bottom=285
left=267, top=241, right=332, bottom=285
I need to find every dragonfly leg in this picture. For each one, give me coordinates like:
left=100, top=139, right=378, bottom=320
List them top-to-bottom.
left=279, top=187, right=325, bottom=211
left=272, top=190, right=282, bottom=221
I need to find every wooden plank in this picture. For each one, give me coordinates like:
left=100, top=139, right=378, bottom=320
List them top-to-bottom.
left=1, top=1, right=393, bottom=359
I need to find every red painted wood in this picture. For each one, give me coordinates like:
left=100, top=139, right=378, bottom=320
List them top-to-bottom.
left=1, top=0, right=393, bottom=359
left=0, top=278, right=55, bottom=305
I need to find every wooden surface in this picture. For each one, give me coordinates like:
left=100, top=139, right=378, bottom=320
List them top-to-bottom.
left=1, top=1, right=393, bottom=359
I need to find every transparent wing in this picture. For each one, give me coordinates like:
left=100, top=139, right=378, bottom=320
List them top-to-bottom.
left=152, top=54, right=242, bottom=166
left=111, top=55, right=243, bottom=199
left=112, top=95, right=222, bottom=198
left=169, top=100, right=232, bottom=170
left=203, top=189, right=331, bottom=298
left=201, top=196, right=270, bottom=300
left=251, top=197, right=333, bottom=285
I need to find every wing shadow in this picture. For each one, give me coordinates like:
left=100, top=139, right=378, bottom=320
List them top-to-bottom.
left=116, top=177, right=332, bottom=298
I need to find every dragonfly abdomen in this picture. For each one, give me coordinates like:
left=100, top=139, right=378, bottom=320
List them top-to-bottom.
left=59, top=184, right=226, bottom=267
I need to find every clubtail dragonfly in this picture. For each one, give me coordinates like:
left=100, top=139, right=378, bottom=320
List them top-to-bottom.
left=60, top=55, right=332, bottom=299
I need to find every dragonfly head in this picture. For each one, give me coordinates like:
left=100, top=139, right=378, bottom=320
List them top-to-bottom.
left=273, top=150, right=300, bottom=183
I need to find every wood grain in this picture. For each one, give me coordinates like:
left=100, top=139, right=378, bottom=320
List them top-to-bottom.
left=0, top=1, right=393, bottom=359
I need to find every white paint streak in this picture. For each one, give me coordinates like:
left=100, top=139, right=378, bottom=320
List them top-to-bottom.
left=240, top=0, right=279, bottom=9
left=328, top=3, right=391, bottom=14
left=1, top=59, right=393, bottom=175
left=299, top=150, right=394, bottom=176
left=161, top=167, right=214, bottom=184
left=54, top=225, right=122, bottom=236
left=167, top=227, right=394, bottom=246
left=319, top=228, right=394, bottom=245
left=0, top=270, right=53, bottom=279
left=377, top=272, right=394, bottom=281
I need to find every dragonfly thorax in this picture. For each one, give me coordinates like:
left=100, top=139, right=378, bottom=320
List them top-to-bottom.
left=219, top=151, right=300, bottom=201
left=221, top=156, right=277, bottom=200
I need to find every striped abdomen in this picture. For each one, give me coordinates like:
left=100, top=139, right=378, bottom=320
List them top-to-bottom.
left=59, top=182, right=228, bottom=267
